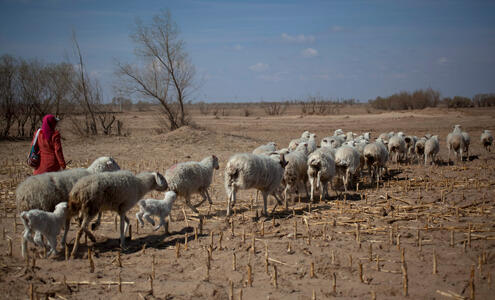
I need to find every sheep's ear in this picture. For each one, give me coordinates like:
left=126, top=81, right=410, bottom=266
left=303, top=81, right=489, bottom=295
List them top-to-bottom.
left=279, top=154, right=288, bottom=168
left=155, top=172, right=167, bottom=188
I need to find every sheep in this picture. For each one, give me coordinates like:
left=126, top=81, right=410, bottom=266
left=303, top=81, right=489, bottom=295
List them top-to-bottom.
left=481, top=130, right=493, bottom=152
left=288, top=131, right=312, bottom=151
left=447, top=131, right=464, bottom=163
left=306, top=133, right=318, bottom=154
left=388, top=134, right=407, bottom=164
left=425, top=135, right=440, bottom=165
left=320, top=136, right=343, bottom=149
left=404, top=136, right=417, bottom=162
left=414, top=137, right=427, bottom=163
left=363, top=141, right=388, bottom=183
left=252, top=142, right=277, bottom=155
left=282, top=146, right=310, bottom=205
left=334, top=146, right=361, bottom=192
left=307, top=147, right=336, bottom=202
left=225, top=153, right=287, bottom=216
left=165, top=155, right=219, bottom=215
left=16, top=156, right=120, bottom=248
left=67, top=171, right=168, bottom=257
left=136, top=191, right=177, bottom=233
left=20, top=202, right=68, bottom=258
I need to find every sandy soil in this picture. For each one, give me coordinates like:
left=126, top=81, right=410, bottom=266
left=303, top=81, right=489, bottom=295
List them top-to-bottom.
left=1, top=107, right=494, bottom=299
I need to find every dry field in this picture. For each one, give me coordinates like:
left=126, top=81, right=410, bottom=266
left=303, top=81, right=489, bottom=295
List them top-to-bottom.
left=1, top=107, right=495, bottom=299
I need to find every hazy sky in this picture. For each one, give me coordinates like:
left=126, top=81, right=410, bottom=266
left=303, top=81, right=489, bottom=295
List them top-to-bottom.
left=1, top=0, right=494, bottom=102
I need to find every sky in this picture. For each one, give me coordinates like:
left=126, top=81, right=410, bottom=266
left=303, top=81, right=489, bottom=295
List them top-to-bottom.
left=1, top=0, right=494, bottom=103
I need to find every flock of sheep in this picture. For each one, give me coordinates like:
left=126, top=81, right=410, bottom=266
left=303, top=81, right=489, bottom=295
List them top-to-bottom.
left=15, top=127, right=493, bottom=259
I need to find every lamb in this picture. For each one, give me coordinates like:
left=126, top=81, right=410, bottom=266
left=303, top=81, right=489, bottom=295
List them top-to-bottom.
left=481, top=130, right=493, bottom=152
left=388, top=134, right=407, bottom=164
left=404, top=135, right=417, bottom=162
left=425, top=135, right=440, bottom=165
left=363, top=141, right=388, bottom=183
left=252, top=142, right=277, bottom=155
left=334, top=145, right=361, bottom=192
left=307, top=147, right=336, bottom=202
left=225, top=153, right=287, bottom=216
left=165, top=155, right=219, bottom=215
left=16, top=156, right=120, bottom=248
left=67, top=171, right=168, bottom=257
left=136, top=191, right=177, bottom=233
left=20, top=202, right=68, bottom=258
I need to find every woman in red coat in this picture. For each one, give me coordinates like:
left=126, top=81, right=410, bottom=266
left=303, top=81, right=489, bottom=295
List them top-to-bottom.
left=33, top=114, right=66, bottom=175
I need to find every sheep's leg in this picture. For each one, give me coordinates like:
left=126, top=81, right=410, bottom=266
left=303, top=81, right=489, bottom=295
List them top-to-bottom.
left=342, top=175, right=348, bottom=193
left=309, top=177, right=315, bottom=203
left=303, top=179, right=310, bottom=200
left=226, top=185, right=236, bottom=216
left=284, top=185, right=290, bottom=210
left=204, top=189, right=213, bottom=205
left=255, top=190, right=259, bottom=205
left=193, top=191, right=208, bottom=208
left=261, top=192, right=269, bottom=216
left=185, top=195, right=200, bottom=215
left=136, top=211, right=145, bottom=227
left=91, top=212, right=102, bottom=231
left=119, top=213, right=129, bottom=250
left=144, top=213, right=155, bottom=227
left=70, top=215, right=90, bottom=258
left=123, top=215, right=130, bottom=237
left=155, top=215, right=169, bottom=234
left=153, top=216, right=163, bottom=231
left=61, top=219, right=70, bottom=249
left=21, top=229, right=33, bottom=258
left=33, top=232, right=47, bottom=249
left=45, top=234, right=58, bottom=257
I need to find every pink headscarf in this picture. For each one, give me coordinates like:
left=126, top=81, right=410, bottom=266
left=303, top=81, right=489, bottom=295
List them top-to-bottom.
left=41, top=114, right=58, bottom=141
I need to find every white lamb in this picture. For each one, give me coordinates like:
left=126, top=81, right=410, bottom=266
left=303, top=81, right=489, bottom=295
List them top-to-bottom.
left=481, top=130, right=493, bottom=152
left=224, top=153, right=287, bottom=216
left=165, top=155, right=219, bottom=215
left=67, top=171, right=168, bottom=258
left=136, top=191, right=177, bottom=233
left=20, top=202, right=68, bottom=258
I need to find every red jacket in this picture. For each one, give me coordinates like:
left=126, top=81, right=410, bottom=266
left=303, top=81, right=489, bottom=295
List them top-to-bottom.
left=33, top=130, right=66, bottom=175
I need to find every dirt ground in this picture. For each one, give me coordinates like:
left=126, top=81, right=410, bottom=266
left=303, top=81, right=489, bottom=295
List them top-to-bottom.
left=1, top=107, right=494, bottom=299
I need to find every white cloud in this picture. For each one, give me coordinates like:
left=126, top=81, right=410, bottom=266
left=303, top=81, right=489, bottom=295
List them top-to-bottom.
left=330, top=25, right=344, bottom=32
left=281, top=33, right=315, bottom=43
left=233, top=44, right=243, bottom=51
left=301, top=48, right=318, bottom=58
left=437, top=57, right=448, bottom=65
left=249, top=62, right=269, bottom=72
left=258, top=72, right=287, bottom=82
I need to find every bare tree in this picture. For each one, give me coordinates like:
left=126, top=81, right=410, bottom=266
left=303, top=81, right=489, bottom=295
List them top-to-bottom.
left=117, top=9, right=195, bottom=131
left=71, top=31, right=98, bottom=135
left=0, top=55, right=18, bottom=137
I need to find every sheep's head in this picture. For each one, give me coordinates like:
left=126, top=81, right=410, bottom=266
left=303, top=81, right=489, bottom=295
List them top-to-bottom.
left=212, top=155, right=220, bottom=170
left=88, top=156, right=121, bottom=173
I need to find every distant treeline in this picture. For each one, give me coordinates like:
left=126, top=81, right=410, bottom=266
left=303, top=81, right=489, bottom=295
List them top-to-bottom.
left=368, top=88, right=495, bottom=110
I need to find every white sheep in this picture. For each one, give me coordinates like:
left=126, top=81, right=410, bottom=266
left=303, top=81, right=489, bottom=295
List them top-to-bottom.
left=481, top=130, right=493, bottom=152
left=447, top=131, right=464, bottom=163
left=306, top=133, right=318, bottom=154
left=388, top=134, right=407, bottom=164
left=404, top=135, right=417, bottom=162
left=425, top=135, right=440, bottom=165
left=320, top=136, right=343, bottom=149
left=414, top=137, right=427, bottom=163
left=363, top=141, right=388, bottom=183
left=252, top=142, right=277, bottom=155
left=334, top=145, right=361, bottom=192
left=282, top=146, right=310, bottom=205
left=307, top=147, right=336, bottom=202
left=224, top=153, right=287, bottom=216
left=165, top=155, right=219, bottom=215
left=16, top=156, right=120, bottom=248
left=67, top=171, right=168, bottom=258
left=136, top=191, right=177, bottom=233
left=20, top=202, right=68, bottom=258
